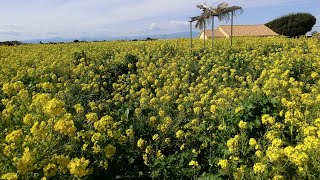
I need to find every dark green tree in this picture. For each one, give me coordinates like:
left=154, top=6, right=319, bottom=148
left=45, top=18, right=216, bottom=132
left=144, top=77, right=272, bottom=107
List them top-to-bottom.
left=265, top=12, right=316, bottom=37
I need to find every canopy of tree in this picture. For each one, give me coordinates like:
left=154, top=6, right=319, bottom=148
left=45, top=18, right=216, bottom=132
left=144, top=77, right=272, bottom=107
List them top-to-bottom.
left=265, top=12, right=316, bottom=37
left=0, top=41, right=23, bottom=46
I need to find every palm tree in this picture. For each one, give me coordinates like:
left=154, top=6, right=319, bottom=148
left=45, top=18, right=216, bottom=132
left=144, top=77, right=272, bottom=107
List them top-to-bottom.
left=195, top=3, right=242, bottom=48
left=195, top=3, right=212, bottom=48
left=196, top=3, right=229, bottom=49
left=197, top=3, right=215, bottom=49
left=209, top=3, right=230, bottom=49
left=221, top=6, right=243, bottom=47
left=195, top=14, right=207, bottom=48
left=189, top=16, right=198, bottom=48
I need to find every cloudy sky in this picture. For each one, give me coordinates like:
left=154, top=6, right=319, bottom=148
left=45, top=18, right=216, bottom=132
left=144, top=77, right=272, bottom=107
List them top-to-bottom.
left=0, top=0, right=319, bottom=41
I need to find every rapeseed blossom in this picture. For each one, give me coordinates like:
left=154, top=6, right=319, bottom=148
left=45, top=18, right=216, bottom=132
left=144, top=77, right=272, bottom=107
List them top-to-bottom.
left=1, top=37, right=320, bottom=179
left=43, top=98, right=65, bottom=116
left=74, top=104, right=84, bottom=114
left=54, top=113, right=77, bottom=136
left=86, top=113, right=98, bottom=123
left=262, top=114, right=275, bottom=125
left=94, top=115, right=113, bottom=132
left=238, top=120, right=248, bottom=129
left=125, top=128, right=134, bottom=139
left=5, top=129, right=22, bottom=143
left=175, top=130, right=184, bottom=139
left=227, top=135, right=240, bottom=153
left=137, top=138, right=146, bottom=149
left=249, top=138, right=257, bottom=147
left=104, top=144, right=116, bottom=158
left=16, top=148, right=35, bottom=174
left=68, top=157, right=90, bottom=177
left=218, top=159, right=229, bottom=169
left=189, top=160, right=199, bottom=168
left=43, top=163, right=58, bottom=177
left=253, top=163, right=266, bottom=174
left=0, top=173, right=18, bottom=180
left=273, top=175, right=284, bottom=180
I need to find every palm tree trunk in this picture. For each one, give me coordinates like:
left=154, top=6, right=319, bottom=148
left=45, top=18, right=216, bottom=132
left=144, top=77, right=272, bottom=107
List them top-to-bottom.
left=230, top=11, right=234, bottom=47
left=211, top=17, right=214, bottom=49
left=190, top=21, right=193, bottom=48
left=203, top=24, right=206, bottom=48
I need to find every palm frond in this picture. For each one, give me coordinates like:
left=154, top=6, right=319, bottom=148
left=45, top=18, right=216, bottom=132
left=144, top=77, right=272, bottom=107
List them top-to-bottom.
left=194, top=3, right=243, bottom=29
left=196, top=3, right=209, bottom=11
left=217, top=3, right=228, bottom=9
left=217, top=6, right=243, bottom=22
left=225, top=6, right=243, bottom=15
left=195, top=15, right=206, bottom=30
left=189, top=16, right=199, bottom=22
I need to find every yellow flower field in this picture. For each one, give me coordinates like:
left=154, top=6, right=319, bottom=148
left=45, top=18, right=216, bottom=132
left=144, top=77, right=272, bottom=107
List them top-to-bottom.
left=1, top=37, right=320, bottom=179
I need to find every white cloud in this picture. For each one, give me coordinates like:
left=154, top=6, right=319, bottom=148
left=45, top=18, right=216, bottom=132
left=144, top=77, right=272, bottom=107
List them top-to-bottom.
left=169, top=20, right=189, bottom=26
left=149, top=23, right=161, bottom=31
left=0, top=24, right=24, bottom=36
left=0, top=24, right=23, bottom=29
left=0, top=30, right=23, bottom=36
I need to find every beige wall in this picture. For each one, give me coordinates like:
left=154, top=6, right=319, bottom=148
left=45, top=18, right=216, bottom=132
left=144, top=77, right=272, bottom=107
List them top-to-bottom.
left=199, top=32, right=207, bottom=40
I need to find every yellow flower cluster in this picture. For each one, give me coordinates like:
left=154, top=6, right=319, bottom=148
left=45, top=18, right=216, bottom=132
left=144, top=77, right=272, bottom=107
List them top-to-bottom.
left=1, top=37, right=320, bottom=179
left=43, top=98, right=65, bottom=116
left=74, top=103, right=84, bottom=114
left=86, top=112, right=98, bottom=123
left=54, top=113, right=77, bottom=136
left=261, top=114, right=275, bottom=125
left=94, top=115, right=113, bottom=132
left=238, top=120, right=248, bottom=129
left=125, top=128, right=134, bottom=139
left=5, top=129, right=22, bottom=143
left=175, top=130, right=184, bottom=139
left=227, top=135, right=240, bottom=153
left=137, top=138, right=146, bottom=149
left=249, top=138, right=257, bottom=147
left=104, top=144, right=116, bottom=158
left=284, top=146, right=308, bottom=166
left=16, top=148, right=35, bottom=174
left=52, top=154, right=70, bottom=174
left=67, top=157, right=90, bottom=177
left=217, top=159, right=229, bottom=169
left=189, top=160, right=199, bottom=168
left=43, top=163, right=58, bottom=177
left=253, top=163, right=266, bottom=174
left=0, top=173, right=18, bottom=180
left=273, top=175, right=284, bottom=180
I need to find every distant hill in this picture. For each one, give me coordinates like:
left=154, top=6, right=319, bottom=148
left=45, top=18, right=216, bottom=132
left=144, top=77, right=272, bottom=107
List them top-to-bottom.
left=21, top=31, right=200, bottom=43
left=127, top=31, right=200, bottom=40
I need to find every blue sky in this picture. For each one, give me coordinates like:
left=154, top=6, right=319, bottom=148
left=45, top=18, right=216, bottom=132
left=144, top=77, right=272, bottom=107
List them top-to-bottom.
left=0, top=0, right=319, bottom=41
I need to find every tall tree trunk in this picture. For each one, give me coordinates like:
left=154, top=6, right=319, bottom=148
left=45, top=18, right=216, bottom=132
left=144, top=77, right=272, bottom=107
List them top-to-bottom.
left=230, top=11, right=234, bottom=47
left=211, top=17, right=214, bottom=49
left=190, top=21, right=193, bottom=48
left=203, top=24, right=206, bottom=48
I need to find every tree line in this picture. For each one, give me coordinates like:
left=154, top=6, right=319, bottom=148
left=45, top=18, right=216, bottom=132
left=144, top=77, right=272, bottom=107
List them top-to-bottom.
left=0, top=41, right=23, bottom=46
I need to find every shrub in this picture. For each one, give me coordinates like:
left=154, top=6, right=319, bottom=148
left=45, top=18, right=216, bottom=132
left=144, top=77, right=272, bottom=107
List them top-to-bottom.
left=266, top=13, right=316, bottom=37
